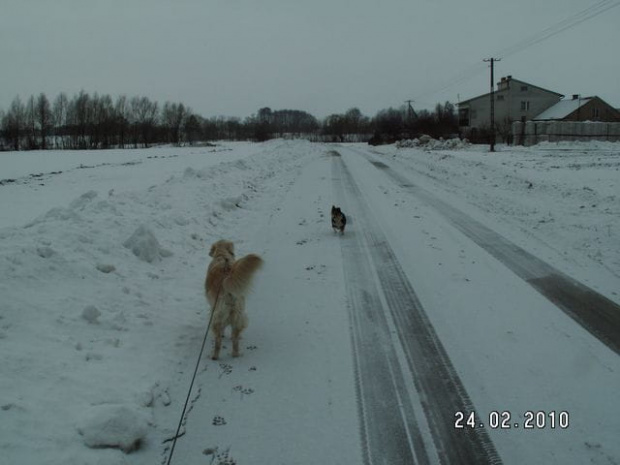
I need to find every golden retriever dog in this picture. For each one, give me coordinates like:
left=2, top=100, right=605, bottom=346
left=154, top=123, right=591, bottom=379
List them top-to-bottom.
left=205, top=240, right=263, bottom=360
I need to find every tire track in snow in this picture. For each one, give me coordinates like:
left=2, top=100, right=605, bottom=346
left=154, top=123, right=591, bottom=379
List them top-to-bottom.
left=353, top=148, right=620, bottom=356
left=332, top=153, right=501, bottom=464
left=332, top=154, right=432, bottom=465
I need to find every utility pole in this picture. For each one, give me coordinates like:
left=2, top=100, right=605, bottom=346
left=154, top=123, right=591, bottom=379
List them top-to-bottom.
left=483, top=57, right=501, bottom=152
left=404, top=99, right=417, bottom=137
left=404, top=100, right=417, bottom=119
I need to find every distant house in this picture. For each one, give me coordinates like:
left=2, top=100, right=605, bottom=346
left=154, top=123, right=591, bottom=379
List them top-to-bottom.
left=458, top=76, right=563, bottom=131
left=513, top=94, right=620, bottom=145
left=533, top=95, right=620, bottom=122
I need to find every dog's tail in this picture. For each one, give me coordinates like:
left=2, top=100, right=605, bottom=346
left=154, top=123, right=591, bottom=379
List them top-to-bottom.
left=222, top=254, right=264, bottom=297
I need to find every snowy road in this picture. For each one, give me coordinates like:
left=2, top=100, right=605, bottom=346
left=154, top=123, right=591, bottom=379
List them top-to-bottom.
left=331, top=144, right=620, bottom=465
left=345, top=145, right=620, bottom=356
left=332, top=151, right=500, bottom=464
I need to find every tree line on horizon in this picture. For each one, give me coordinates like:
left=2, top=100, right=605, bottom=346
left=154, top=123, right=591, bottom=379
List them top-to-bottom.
left=0, top=91, right=459, bottom=151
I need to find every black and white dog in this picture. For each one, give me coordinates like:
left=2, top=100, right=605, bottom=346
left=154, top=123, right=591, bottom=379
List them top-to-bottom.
left=331, top=205, right=347, bottom=235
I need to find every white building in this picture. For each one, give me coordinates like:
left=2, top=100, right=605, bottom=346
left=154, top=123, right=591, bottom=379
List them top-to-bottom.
left=458, top=76, right=563, bottom=139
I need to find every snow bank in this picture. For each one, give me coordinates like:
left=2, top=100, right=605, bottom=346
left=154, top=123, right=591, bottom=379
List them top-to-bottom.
left=396, top=136, right=470, bottom=150
left=0, top=139, right=321, bottom=465
left=522, top=139, right=620, bottom=151
left=70, top=190, right=98, bottom=210
left=123, top=225, right=172, bottom=263
left=77, top=404, right=151, bottom=453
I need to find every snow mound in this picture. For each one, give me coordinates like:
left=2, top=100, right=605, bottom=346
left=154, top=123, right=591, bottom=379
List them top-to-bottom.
left=396, top=136, right=470, bottom=150
left=183, top=167, right=198, bottom=179
left=70, top=190, right=98, bottom=210
left=219, top=194, right=247, bottom=211
left=92, top=200, right=120, bottom=216
left=35, top=207, right=82, bottom=224
left=123, top=225, right=172, bottom=263
left=36, top=246, right=56, bottom=258
left=96, top=263, right=116, bottom=273
left=82, top=305, right=101, bottom=324
left=77, top=404, right=150, bottom=453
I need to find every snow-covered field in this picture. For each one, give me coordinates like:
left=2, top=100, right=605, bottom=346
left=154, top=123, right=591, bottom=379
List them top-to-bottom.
left=0, top=140, right=618, bottom=464
left=373, top=140, right=619, bottom=282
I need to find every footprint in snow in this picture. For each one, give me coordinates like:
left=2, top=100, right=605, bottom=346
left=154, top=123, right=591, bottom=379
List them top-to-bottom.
left=305, top=264, right=326, bottom=274
left=218, top=363, right=233, bottom=378
left=232, top=385, right=254, bottom=399
left=204, top=446, right=237, bottom=465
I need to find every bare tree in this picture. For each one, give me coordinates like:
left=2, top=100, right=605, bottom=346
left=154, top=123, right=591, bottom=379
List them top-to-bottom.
left=3, top=90, right=337, bottom=148
left=71, top=90, right=92, bottom=149
left=35, top=93, right=53, bottom=150
left=53, top=93, right=69, bottom=149
left=88, top=93, right=115, bottom=149
left=98, top=94, right=115, bottom=149
left=25, top=95, right=38, bottom=150
left=114, top=95, right=130, bottom=149
left=2, top=96, right=26, bottom=150
left=130, top=96, right=158, bottom=148
left=433, top=101, right=458, bottom=137
left=162, top=102, right=189, bottom=145
left=251, top=107, right=273, bottom=141
left=373, top=107, right=404, bottom=142
left=342, top=108, right=371, bottom=141
left=0, top=109, right=5, bottom=150
left=271, top=109, right=319, bottom=138
left=414, top=109, right=435, bottom=136
left=184, top=113, right=202, bottom=145
left=323, top=114, right=347, bottom=142
left=495, top=116, right=514, bottom=144
left=202, top=117, right=222, bottom=141
left=225, top=117, right=244, bottom=140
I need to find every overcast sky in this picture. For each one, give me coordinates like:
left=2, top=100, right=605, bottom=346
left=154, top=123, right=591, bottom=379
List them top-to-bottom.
left=1, top=0, right=618, bottom=119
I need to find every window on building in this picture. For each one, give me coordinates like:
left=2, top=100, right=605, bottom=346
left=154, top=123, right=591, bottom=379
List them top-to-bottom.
left=521, top=86, right=529, bottom=91
left=520, top=101, right=530, bottom=111
left=458, top=108, right=470, bottom=126
left=592, top=108, right=600, bottom=118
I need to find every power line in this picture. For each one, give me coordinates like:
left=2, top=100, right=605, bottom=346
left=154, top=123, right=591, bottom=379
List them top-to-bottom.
left=413, top=0, right=620, bottom=102
left=494, top=0, right=619, bottom=59
left=418, top=63, right=488, bottom=102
